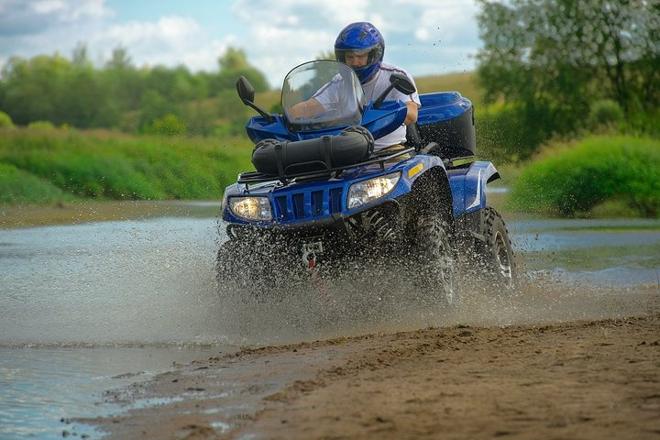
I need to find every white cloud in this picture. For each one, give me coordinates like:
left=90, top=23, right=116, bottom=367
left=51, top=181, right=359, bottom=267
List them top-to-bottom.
left=0, top=0, right=482, bottom=84
left=231, top=0, right=480, bottom=86
left=89, top=16, right=236, bottom=71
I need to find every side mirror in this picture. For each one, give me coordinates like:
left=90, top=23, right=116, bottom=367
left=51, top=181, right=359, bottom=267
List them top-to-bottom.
left=373, top=73, right=416, bottom=109
left=389, top=73, right=416, bottom=95
left=235, top=76, right=274, bottom=123
left=236, top=76, right=255, bottom=105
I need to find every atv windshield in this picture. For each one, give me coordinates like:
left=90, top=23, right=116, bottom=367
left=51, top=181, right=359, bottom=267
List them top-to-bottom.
left=282, top=60, right=365, bottom=131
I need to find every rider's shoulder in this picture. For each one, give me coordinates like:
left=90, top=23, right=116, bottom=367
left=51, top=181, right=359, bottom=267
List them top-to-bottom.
left=379, top=62, right=412, bottom=78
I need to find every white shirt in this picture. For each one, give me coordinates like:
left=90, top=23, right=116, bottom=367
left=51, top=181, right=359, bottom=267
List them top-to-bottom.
left=314, top=62, right=421, bottom=151
left=361, top=63, right=421, bottom=150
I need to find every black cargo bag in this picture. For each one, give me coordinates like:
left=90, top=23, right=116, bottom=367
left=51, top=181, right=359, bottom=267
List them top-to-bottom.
left=251, top=126, right=374, bottom=177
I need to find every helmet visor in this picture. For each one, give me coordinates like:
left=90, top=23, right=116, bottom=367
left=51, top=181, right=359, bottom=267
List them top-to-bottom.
left=335, top=46, right=381, bottom=66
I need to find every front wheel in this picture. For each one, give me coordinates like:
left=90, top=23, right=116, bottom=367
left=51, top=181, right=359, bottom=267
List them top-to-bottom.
left=475, top=207, right=517, bottom=291
left=414, top=214, right=457, bottom=306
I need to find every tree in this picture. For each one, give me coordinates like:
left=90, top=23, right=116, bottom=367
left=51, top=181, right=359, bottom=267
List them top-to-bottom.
left=476, top=0, right=659, bottom=135
left=212, top=47, right=269, bottom=94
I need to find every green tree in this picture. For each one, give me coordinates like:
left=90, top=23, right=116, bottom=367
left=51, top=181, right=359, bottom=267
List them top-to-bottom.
left=476, top=0, right=659, bottom=150
left=212, top=47, right=269, bottom=94
left=0, top=110, right=14, bottom=128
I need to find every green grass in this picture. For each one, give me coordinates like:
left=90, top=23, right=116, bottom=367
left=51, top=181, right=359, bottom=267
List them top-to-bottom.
left=415, top=72, right=482, bottom=108
left=0, top=127, right=253, bottom=204
left=509, top=135, right=660, bottom=218
left=0, top=162, right=70, bottom=203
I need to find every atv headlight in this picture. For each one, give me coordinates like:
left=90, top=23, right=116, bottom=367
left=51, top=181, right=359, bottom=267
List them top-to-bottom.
left=347, top=172, right=401, bottom=210
left=229, top=196, right=272, bottom=221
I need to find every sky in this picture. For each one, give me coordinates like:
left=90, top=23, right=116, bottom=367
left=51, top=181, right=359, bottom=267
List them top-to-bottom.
left=0, top=0, right=483, bottom=87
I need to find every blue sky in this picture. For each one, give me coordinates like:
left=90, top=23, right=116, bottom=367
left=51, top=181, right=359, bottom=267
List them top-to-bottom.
left=0, top=0, right=482, bottom=87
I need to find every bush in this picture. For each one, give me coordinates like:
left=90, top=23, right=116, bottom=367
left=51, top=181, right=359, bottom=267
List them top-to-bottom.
left=588, top=99, right=624, bottom=129
left=476, top=104, right=551, bottom=163
left=0, top=111, right=14, bottom=128
left=144, top=113, right=187, bottom=136
left=27, top=120, right=55, bottom=129
left=0, top=127, right=253, bottom=202
left=510, top=136, right=659, bottom=217
left=0, top=162, right=66, bottom=204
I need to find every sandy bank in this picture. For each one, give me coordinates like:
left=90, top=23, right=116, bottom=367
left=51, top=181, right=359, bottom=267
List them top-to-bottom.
left=84, top=292, right=660, bottom=440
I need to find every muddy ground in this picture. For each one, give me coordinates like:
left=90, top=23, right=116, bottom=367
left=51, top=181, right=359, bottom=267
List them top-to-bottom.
left=81, top=288, right=660, bottom=440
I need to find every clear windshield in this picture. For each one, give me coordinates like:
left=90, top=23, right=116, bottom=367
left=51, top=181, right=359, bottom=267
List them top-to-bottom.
left=282, top=60, right=365, bottom=131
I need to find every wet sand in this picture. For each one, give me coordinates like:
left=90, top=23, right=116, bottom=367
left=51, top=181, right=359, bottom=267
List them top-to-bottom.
left=83, top=288, right=660, bottom=440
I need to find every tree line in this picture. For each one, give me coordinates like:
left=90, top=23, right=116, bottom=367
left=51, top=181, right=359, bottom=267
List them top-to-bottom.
left=0, top=46, right=269, bottom=136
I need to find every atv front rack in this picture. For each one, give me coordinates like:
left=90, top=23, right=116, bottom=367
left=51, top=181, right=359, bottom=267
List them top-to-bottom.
left=238, top=147, right=415, bottom=187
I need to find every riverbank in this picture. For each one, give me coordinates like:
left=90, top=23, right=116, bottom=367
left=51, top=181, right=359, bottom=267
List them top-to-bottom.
left=0, top=200, right=221, bottom=228
left=83, top=288, right=660, bottom=440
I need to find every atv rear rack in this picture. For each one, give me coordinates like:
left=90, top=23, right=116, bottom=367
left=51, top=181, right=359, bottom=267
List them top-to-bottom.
left=238, top=147, right=415, bottom=187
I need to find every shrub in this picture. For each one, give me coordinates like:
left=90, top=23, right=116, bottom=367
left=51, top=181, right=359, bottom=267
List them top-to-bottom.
left=588, top=99, right=624, bottom=129
left=0, top=111, right=14, bottom=128
left=144, top=113, right=187, bottom=136
left=27, top=120, right=55, bottom=129
left=0, top=127, right=253, bottom=202
left=510, top=136, right=659, bottom=217
left=0, top=162, right=66, bottom=204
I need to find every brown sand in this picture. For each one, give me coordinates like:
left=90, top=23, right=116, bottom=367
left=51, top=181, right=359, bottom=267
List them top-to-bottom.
left=84, top=293, right=660, bottom=440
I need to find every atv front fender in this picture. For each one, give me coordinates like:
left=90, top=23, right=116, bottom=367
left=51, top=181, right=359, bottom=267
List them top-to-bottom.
left=449, top=161, right=500, bottom=217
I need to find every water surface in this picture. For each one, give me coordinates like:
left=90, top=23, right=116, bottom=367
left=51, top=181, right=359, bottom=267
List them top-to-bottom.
left=1, top=213, right=658, bottom=438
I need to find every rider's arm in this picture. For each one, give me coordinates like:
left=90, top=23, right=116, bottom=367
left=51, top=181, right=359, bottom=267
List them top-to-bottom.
left=288, top=98, right=325, bottom=120
left=404, top=101, right=419, bottom=126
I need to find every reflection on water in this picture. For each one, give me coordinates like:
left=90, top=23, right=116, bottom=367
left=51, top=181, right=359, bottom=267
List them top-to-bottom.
left=0, top=214, right=658, bottom=438
left=0, top=346, right=219, bottom=439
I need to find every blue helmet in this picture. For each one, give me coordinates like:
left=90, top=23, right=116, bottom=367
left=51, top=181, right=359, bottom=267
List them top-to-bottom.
left=334, top=22, right=384, bottom=84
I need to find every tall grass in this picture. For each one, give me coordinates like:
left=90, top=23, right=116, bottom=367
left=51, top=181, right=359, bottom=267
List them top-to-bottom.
left=415, top=72, right=482, bottom=108
left=0, top=127, right=253, bottom=204
left=510, top=135, right=659, bottom=217
left=0, top=162, right=68, bottom=203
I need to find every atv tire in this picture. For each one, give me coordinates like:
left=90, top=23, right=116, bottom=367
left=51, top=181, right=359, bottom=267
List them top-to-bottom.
left=475, top=207, right=517, bottom=291
left=414, top=214, right=457, bottom=306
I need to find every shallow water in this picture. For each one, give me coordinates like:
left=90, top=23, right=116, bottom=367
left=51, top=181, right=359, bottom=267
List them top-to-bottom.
left=0, top=213, right=658, bottom=438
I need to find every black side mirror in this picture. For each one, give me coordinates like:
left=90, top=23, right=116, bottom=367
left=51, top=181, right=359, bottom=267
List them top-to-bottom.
left=373, top=73, right=416, bottom=109
left=389, top=73, right=416, bottom=95
left=235, top=76, right=273, bottom=123
left=236, top=76, right=255, bottom=105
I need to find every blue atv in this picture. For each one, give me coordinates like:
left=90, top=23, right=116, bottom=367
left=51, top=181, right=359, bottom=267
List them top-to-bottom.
left=217, top=60, right=516, bottom=304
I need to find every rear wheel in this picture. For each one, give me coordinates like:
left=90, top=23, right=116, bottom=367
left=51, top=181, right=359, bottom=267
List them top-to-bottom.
left=475, top=207, right=517, bottom=291
left=414, top=214, right=457, bottom=306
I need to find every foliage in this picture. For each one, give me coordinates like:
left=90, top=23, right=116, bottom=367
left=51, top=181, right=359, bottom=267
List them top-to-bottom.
left=476, top=0, right=659, bottom=151
left=0, top=45, right=270, bottom=134
left=588, top=99, right=624, bottom=129
left=476, top=103, right=552, bottom=162
left=0, top=111, right=13, bottom=128
left=144, top=113, right=187, bottom=136
left=27, top=120, right=55, bottom=129
left=0, top=127, right=253, bottom=203
left=510, top=135, right=659, bottom=217
left=0, top=162, right=67, bottom=204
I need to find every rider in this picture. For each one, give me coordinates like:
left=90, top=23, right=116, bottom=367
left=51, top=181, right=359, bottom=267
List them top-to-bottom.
left=291, top=22, right=421, bottom=152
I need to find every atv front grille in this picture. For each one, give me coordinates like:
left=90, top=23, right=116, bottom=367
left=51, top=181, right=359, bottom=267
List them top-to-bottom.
left=273, top=187, right=344, bottom=221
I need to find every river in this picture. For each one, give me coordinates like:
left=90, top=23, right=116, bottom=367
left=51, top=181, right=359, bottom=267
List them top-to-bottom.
left=1, top=207, right=658, bottom=438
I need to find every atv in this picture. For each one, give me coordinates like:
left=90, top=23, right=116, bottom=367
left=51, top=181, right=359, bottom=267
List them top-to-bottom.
left=217, top=60, right=516, bottom=305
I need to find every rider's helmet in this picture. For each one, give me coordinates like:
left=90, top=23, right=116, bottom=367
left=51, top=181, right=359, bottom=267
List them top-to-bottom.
left=334, top=22, right=384, bottom=84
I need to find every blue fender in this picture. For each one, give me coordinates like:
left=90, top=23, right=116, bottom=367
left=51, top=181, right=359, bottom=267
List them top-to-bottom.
left=448, top=161, right=500, bottom=218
